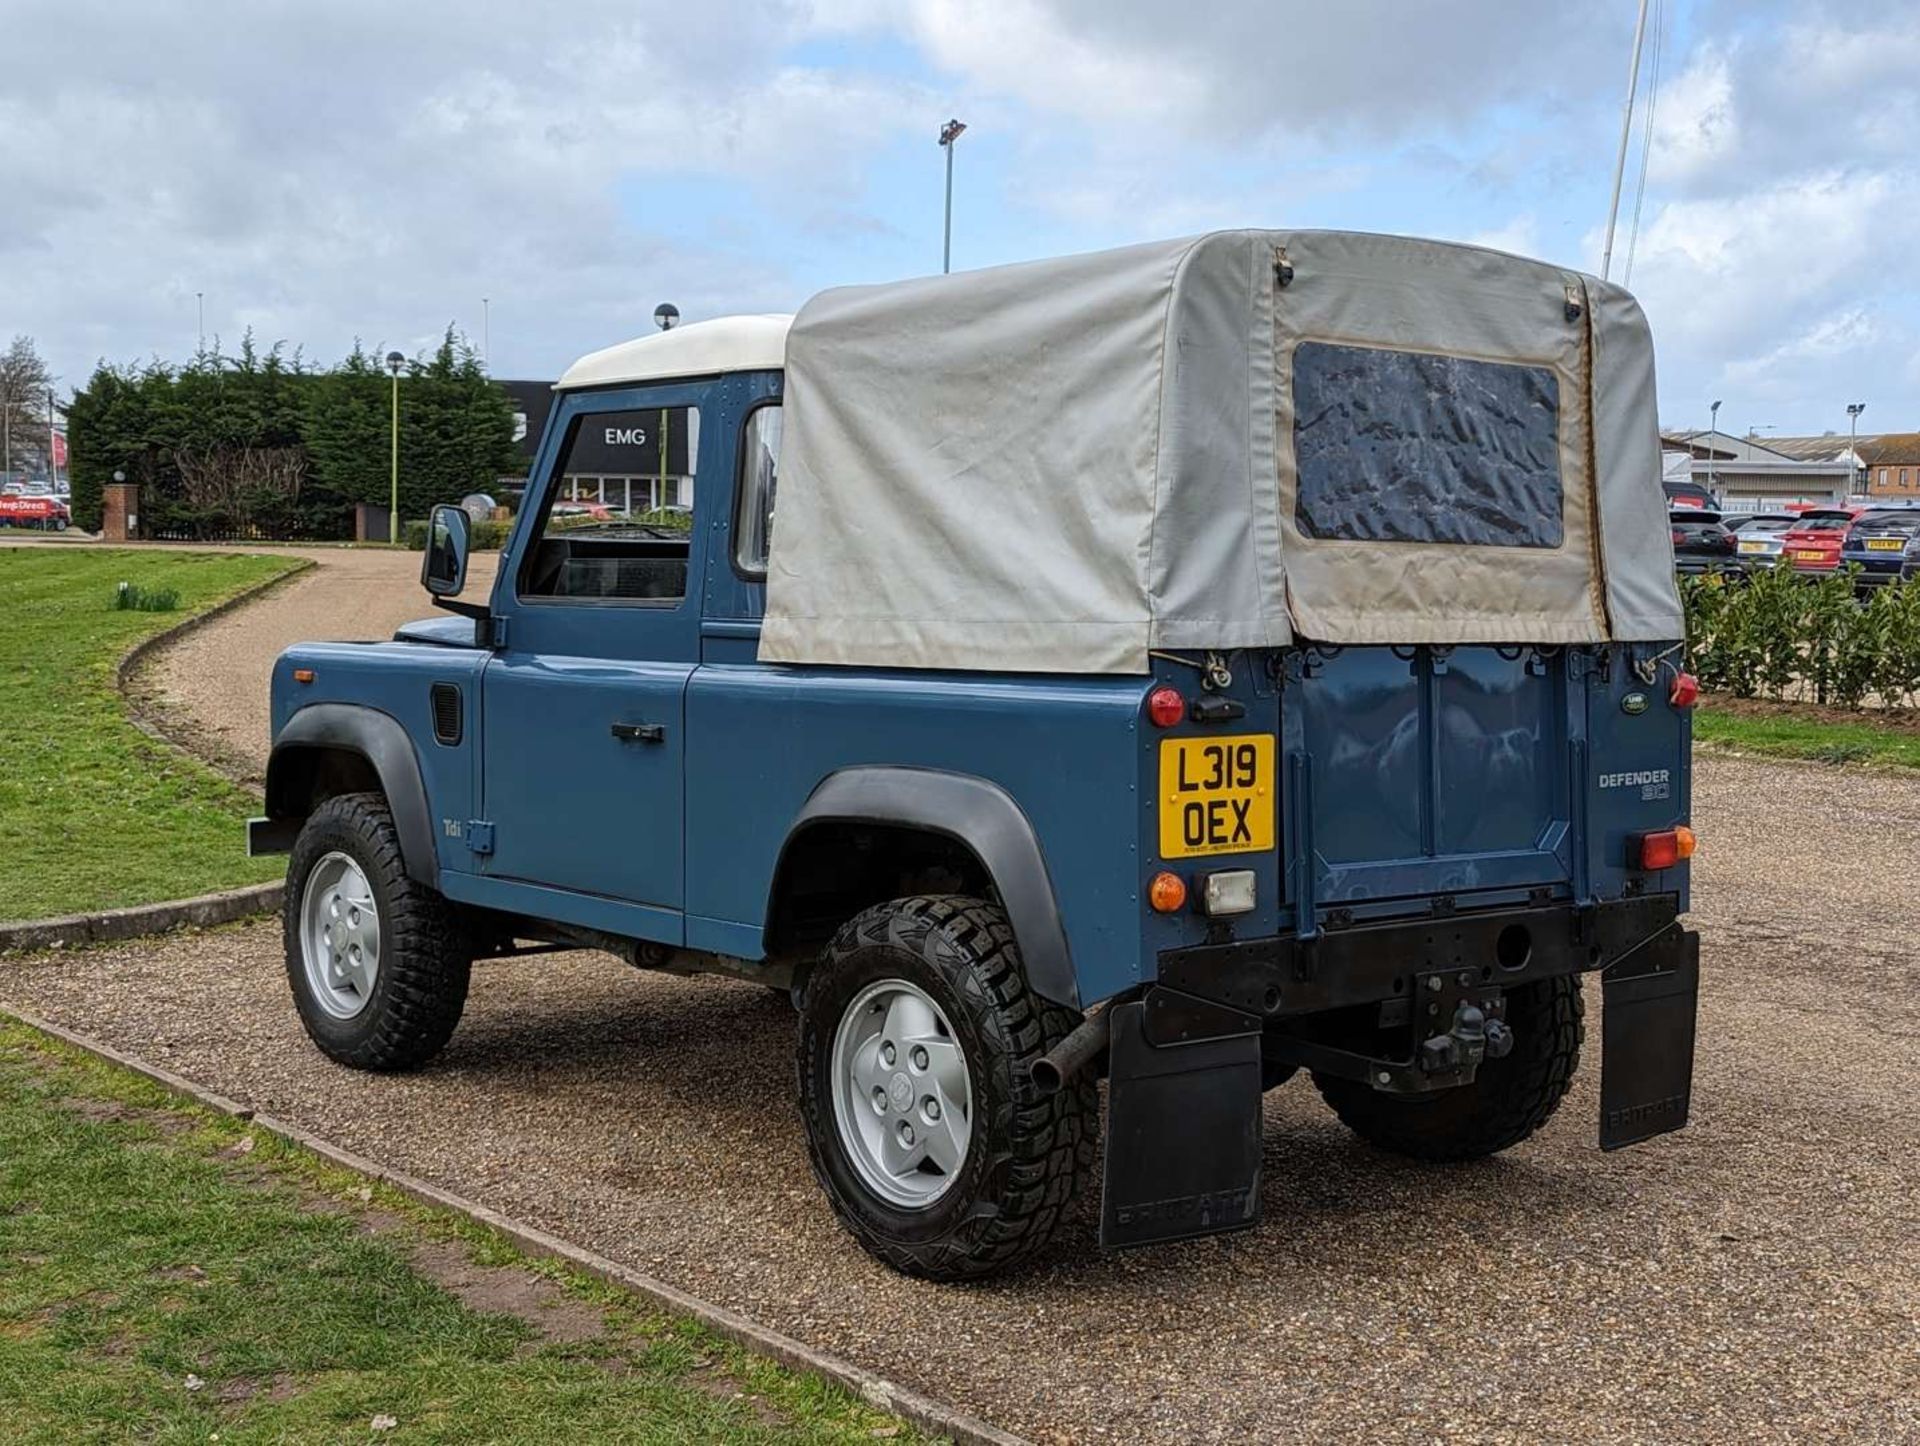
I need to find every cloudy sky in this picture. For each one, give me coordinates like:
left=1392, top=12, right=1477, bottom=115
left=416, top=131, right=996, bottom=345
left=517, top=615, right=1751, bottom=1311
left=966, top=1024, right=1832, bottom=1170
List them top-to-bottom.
left=3, top=0, right=1915, bottom=435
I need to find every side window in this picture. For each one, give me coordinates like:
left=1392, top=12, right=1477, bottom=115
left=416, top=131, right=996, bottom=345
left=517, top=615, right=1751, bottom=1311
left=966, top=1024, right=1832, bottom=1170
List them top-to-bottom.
left=734, top=404, right=783, bottom=577
left=519, top=405, right=699, bottom=603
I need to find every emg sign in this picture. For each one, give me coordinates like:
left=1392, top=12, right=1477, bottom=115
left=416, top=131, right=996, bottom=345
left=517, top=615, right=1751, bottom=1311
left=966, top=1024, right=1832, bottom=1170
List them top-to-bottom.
left=560, top=407, right=691, bottom=476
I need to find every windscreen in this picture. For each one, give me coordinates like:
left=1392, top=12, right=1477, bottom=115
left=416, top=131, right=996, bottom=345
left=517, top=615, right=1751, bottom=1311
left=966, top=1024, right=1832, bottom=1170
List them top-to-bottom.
left=1292, top=341, right=1564, bottom=549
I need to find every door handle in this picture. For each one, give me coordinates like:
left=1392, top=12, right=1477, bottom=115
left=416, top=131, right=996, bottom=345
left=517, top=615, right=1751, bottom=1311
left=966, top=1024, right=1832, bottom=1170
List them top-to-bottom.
left=611, top=722, right=666, bottom=744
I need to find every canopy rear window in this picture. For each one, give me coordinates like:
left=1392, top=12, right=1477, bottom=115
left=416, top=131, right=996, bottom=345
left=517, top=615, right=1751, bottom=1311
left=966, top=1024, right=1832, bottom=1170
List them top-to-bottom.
left=1292, top=341, right=1564, bottom=549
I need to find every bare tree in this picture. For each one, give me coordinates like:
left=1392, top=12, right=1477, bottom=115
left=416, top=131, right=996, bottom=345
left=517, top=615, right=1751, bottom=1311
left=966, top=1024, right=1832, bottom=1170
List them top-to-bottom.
left=0, top=335, right=54, bottom=481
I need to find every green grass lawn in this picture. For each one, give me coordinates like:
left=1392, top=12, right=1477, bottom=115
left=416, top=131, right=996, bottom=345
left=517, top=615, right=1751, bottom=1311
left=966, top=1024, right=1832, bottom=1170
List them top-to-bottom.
left=0, top=547, right=301, bottom=921
left=1695, top=701, right=1920, bottom=770
left=0, top=1022, right=929, bottom=1444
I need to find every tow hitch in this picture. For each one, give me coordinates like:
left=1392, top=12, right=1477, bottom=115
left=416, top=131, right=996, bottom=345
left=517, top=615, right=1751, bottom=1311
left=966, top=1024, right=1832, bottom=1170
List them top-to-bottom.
left=1266, top=968, right=1521, bottom=1096
left=1419, top=1001, right=1514, bottom=1075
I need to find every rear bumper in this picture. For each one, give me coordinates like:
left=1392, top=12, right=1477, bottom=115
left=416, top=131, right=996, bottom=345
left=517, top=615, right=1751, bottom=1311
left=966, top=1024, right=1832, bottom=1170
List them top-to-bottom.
left=1675, top=556, right=1737, bottom=576
left=1843, top=558, right=1904, bottom=585
left=1154, top=893, right=1679, bottom=1022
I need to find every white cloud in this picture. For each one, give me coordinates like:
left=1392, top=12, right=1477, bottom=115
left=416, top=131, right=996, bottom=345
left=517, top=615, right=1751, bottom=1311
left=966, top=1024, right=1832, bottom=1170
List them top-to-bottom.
left=0, top=0, right=928, bottom=384
left=2, top=0, right=1916, bottom=438
left=1648, top=52, right=1738, bottom=186
left=1463, top=215, right=1541, bottom=259
left=1724, top=308, right=1880, bottom=386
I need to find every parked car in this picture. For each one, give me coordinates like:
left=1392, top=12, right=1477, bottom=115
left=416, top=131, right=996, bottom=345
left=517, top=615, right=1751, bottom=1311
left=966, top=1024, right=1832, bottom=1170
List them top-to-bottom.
left=248, top=231, right=1701, bottom=1279
left=1663, top=480, right=1717, bottom=511
left=0, top=493, right=70, bottom=530
left=548, top=500, right=614, bottom=522
left=1778, top=507, right=1863, bottom=573
left=1839, top=509, right=1920, bottom=589
left=1670, top=510, right=1737, bottom=576
left=1724, top=513, right=1797, bottom=572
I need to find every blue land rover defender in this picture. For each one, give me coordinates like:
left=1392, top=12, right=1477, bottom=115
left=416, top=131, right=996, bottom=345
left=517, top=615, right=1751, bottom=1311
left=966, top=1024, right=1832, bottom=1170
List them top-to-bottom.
left=252, top=231, right=1701, bottom=1279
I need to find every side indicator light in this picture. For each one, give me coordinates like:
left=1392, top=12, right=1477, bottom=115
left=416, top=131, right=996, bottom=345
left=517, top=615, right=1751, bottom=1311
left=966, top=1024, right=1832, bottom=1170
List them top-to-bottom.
left=292, top=669, right=315, bottom=684
left=1670, top=672, right=1699, bottom=708
left=1147, top=687, right=1186, bottom=728
left=1632, top=827, right=1697, bottom=871
left=1148, top=871, right=1188, bottom=913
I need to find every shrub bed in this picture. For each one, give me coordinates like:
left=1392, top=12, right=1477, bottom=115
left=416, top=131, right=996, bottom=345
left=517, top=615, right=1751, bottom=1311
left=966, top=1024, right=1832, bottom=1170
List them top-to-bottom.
left=1681, top=566, right=1920, bottom=709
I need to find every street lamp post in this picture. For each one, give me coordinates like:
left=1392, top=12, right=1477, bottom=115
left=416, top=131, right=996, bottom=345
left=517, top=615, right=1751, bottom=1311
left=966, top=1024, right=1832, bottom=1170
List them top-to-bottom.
left=938, top=119, right=967, bottom=274
left=653, top=305, right=678, bottom=511
left=386, top=351, right=405, bottom=544
left=1708, top=399, right=1722, bottom=499
left=1847, top=402, right=1866, bottom=495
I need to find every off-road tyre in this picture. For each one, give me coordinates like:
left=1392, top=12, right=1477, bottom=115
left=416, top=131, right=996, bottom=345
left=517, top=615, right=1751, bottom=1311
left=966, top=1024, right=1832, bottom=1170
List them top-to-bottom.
left=284, top=791, right=471, bottom=1072
left=797, top=895, right=1096, bottom=1281
left=1313, top=976, right=1583, bottom=1161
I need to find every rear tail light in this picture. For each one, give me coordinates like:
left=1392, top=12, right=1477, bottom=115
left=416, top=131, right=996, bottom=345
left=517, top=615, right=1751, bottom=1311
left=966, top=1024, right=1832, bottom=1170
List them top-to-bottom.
left=1671, top=528, right=1685, bottom=547
left=1670, top=672, right=1699, bottom=708
left=1146, top=687, right=1186, bottom=728
left=1631, top=826, right=1697, bottom=871
left=1148, top=871, right=1188, bottom=913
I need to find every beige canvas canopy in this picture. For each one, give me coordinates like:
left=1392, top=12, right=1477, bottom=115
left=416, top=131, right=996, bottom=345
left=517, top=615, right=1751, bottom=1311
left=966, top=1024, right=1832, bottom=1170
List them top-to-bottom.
left=759, top=229, right=1682, bottom=674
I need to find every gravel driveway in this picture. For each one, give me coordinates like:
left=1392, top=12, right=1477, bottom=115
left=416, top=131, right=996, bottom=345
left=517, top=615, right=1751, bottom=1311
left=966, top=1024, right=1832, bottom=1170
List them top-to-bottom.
left=141, top=544, right=497, bottom=778
left=5, top=755, right=1916, bottom=1443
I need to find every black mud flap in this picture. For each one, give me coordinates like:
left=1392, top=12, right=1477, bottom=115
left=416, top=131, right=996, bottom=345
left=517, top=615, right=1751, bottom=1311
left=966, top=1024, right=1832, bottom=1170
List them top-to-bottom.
left=1599, top=924, right=1700, bottom=1150
left=1099, top=995, right=1262, bottom=1250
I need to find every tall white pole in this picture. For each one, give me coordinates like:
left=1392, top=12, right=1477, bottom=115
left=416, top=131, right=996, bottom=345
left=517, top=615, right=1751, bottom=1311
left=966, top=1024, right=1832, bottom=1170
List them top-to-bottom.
left=1601, top=0, right=1652, bottom=281
left=482, top=297, right=490, bottom=370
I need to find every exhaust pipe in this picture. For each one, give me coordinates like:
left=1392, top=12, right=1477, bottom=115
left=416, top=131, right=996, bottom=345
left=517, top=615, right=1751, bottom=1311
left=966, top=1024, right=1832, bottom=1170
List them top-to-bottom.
left=1030, top=1008, right=1111, bottom=1095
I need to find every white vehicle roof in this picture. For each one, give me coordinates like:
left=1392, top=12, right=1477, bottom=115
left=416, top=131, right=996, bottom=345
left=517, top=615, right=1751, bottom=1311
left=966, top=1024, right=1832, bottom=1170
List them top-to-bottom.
left=761, top=229, right=1685, bottom=674
left=556, top=313, right=792, bottom=390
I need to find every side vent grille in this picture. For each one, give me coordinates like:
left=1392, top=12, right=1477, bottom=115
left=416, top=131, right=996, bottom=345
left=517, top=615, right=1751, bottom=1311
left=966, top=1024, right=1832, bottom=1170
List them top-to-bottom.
left=430, top=683, right=463, bottom=746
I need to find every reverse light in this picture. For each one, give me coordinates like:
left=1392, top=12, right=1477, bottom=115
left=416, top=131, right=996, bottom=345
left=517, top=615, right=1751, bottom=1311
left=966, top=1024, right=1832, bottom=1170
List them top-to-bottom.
left=1669, top=671, right=1699, bottom=708
left=1147, top=686, right=1186, bottom=729
left=1632, top=826, right=1697, bottom=871
left=1202, top=869, right=1257, bottom=916
left=1148, top=871, right=1188, bottom=913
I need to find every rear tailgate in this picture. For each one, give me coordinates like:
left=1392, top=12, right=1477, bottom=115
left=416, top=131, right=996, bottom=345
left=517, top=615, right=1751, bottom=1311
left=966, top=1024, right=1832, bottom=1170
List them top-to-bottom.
left=1281, top=642, right=1689, bottom=925
left=1288, top=643, right=1572, bottom=918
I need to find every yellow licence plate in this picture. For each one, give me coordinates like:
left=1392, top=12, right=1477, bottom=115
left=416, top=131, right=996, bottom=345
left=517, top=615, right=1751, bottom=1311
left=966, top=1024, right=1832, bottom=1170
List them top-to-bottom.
left=1866, top=537, right=1905, bottom=551
left=1738, top=540, right=1768, bottom=554
left=1794, top=550, right=1826, bottom=562
left=1158, top=735, right=1276, bottom=858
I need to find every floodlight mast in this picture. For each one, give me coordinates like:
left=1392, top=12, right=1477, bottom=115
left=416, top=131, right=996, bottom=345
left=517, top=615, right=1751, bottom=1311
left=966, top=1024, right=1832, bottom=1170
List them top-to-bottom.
left=939, top=119, right=967, bottom=274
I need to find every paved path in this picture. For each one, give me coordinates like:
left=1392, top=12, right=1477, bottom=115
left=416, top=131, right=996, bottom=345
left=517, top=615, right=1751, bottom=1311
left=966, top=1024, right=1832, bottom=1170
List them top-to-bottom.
left=5, top=754, right=1916, bottom=1443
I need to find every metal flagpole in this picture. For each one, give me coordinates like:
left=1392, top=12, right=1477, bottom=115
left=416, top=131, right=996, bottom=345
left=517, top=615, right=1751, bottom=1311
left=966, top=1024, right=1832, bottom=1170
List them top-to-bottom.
left=1601, top=0, right=1652, bottom=281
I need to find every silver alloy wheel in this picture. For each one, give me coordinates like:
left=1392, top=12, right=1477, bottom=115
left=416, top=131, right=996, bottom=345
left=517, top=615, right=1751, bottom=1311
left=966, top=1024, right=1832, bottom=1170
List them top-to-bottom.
left=299, top=850, right=382, bottom=1020
left=830, top=978, right=974, bottom=1209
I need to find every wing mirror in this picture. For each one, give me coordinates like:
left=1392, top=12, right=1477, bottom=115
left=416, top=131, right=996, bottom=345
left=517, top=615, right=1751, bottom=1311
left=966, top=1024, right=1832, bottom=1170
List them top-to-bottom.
left=421, top=504, right=471, bottom=597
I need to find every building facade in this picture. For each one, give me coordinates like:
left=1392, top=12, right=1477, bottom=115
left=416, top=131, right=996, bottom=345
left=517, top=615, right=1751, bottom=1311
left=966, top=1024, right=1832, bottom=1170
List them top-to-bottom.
left=497, top=380, right=696, bottom=514
left=1659, top=429, right=1851, bottom=509
left=1860, top=434, right=1920, bottom=499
